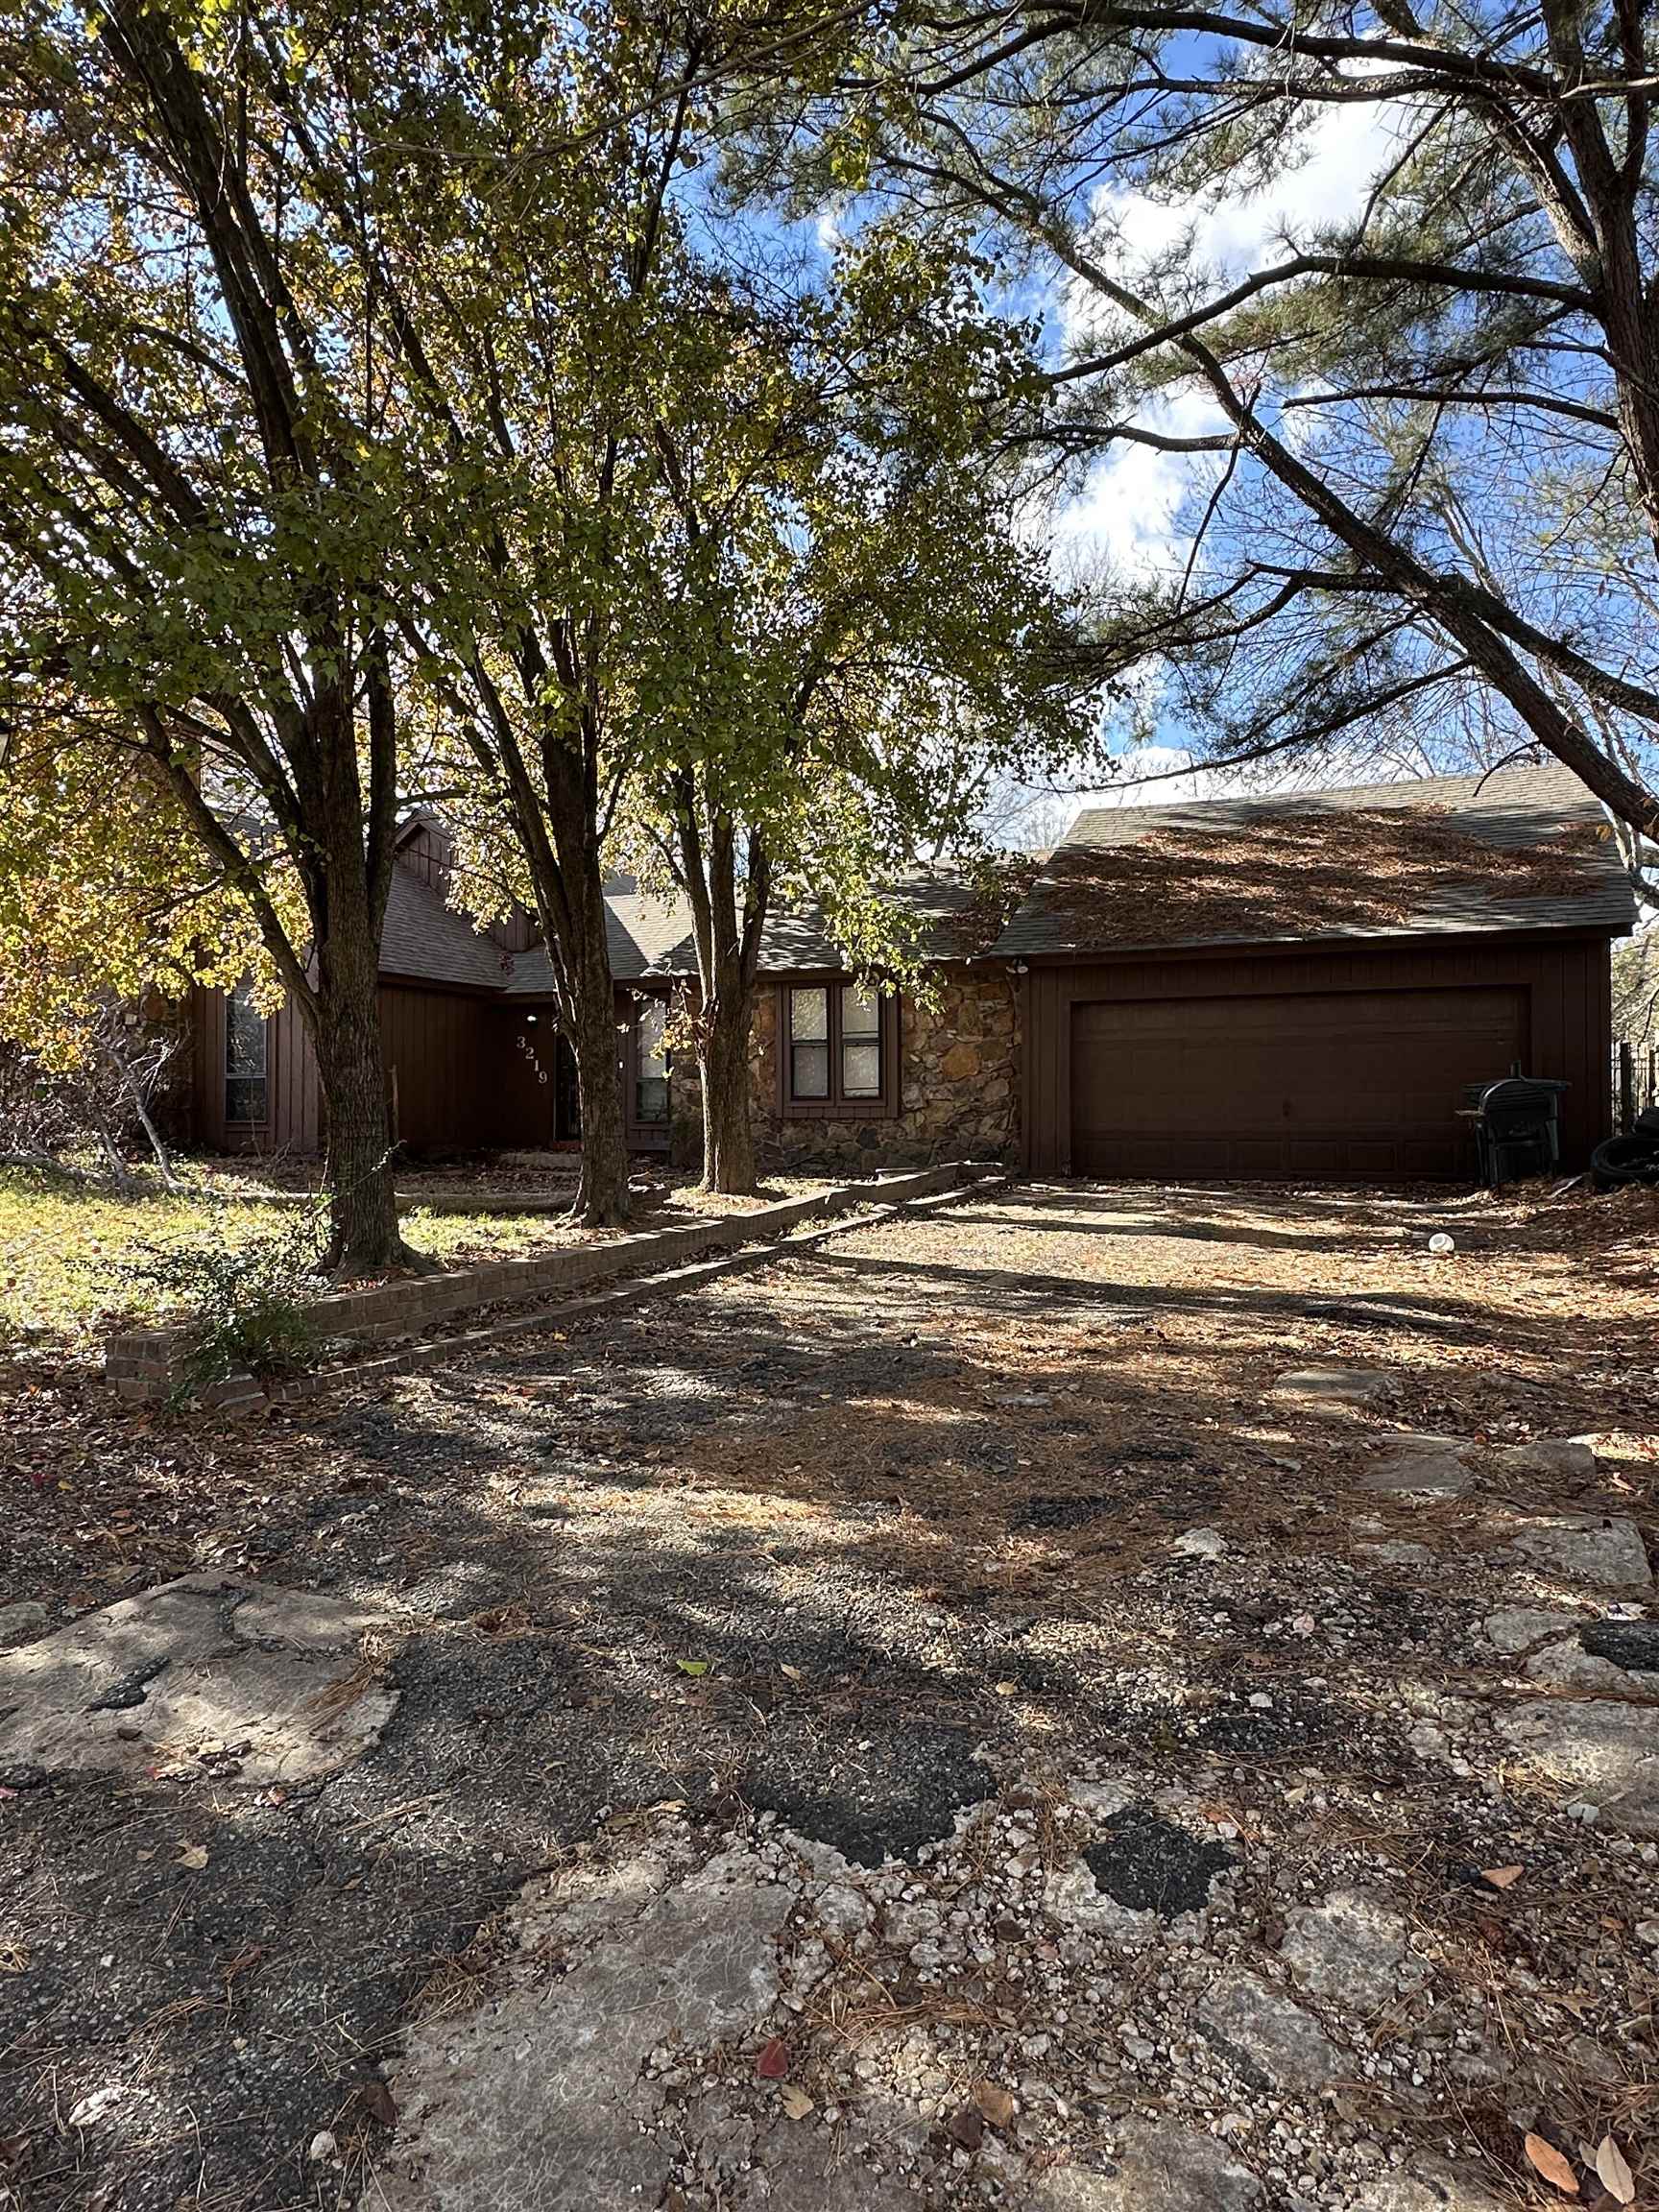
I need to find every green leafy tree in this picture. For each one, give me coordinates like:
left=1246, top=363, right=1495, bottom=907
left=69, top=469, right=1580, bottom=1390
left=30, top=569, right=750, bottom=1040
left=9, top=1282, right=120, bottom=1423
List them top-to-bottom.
left=0, top=0, right=439, bottom=1269
left=309, top=0, right=760, bottom=1225
left=626, top=230, right=1090, bottom=1190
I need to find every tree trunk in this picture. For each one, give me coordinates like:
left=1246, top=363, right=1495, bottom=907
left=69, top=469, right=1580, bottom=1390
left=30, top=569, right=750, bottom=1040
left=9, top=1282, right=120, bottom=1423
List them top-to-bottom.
left=311, top=824, right=406, bottom=1274
left=565, top=874, right=632, bottom=1227
left=699, top=977, right=758, bottom=1194
left=314, top=985, right=404, bottom=1274
left=105, top=1037, right=180, bottom=1190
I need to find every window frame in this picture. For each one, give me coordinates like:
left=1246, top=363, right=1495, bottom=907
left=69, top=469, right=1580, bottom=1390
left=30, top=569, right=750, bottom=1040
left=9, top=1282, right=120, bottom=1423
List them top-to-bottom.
left=778, top=977, right=900, bottom=1120
left=224, top=979, right=271, bottom=1130
left=621, top=992, right=672, bottom=1151
left=632, top=996, right=671, bottom=1127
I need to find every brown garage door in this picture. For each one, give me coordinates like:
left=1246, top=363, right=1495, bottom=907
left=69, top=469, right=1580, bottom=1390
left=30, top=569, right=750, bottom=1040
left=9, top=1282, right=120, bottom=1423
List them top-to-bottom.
left=1070, top=985, right=1527, bottom=1179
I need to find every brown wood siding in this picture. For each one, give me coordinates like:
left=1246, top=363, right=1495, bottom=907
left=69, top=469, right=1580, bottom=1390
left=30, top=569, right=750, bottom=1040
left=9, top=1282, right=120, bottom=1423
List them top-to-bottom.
left=1022, top=934, right=1615, bottom=1180
left=196, top=979, right=644, bottom=1157
left=192, top=983, right=226, bottom=1151
left=380, top=984, right=496, bottom=1152
left=191, top=986, right=321, bottom=1157
left=273, top=997, right=321, bottom=1154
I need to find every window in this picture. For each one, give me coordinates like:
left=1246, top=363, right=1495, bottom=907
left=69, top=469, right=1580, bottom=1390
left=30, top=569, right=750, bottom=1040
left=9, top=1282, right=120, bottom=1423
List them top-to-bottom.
left=225, top=981, right=269, bottom=1125
left=785, top=982, right=893, bottom=1113
left=789, top=985, right=830, bottom=1098
left=841, top=985, right=881, bottom=1097
left=635, top=999, right=669, bottom=1123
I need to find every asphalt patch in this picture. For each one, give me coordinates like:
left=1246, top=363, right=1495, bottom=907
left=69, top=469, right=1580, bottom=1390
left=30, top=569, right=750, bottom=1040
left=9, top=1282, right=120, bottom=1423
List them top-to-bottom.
left=1581, top=1619, right=1659, bottom=1672
left=741, top=1721, right=987, bottom=1867
left=1083, top=1805, right=1237, bottom=1918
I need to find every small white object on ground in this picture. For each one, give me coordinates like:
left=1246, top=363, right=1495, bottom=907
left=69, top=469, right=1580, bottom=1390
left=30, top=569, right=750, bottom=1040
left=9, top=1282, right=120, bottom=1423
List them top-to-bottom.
left=1428, top=1233, right=1455, bottom=1255
left=1172, top=1527, right=1227, bottom=1559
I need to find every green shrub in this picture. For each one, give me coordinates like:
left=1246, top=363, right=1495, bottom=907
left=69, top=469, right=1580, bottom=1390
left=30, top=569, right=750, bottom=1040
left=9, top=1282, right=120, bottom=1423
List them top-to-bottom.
left=114, top=1208, right=331, bottom=1391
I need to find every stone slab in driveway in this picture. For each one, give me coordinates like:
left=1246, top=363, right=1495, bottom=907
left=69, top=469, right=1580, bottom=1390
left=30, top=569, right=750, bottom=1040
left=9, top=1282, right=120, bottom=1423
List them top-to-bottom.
left=1273, top=1368, right=1400, bottom=1410
left=1361, top=1437, right=1475, bottom=1503
left=1505, top=1514, right=1651, bottom=1588
left=0, top=1570, right=397, bottom=1787
left=1480, top=1606, right=1581, bottom=1656
left=1495, top=1697, right=1659, bottom=1835
left=379, top=1843, right=794, bottom=2212
left=1278, top=1889, right=1422, bottom=2016
left=1197, top=1966, right=1345, bottom=2091
left=1026, top=2122, right=1263, bottom=2209
left=732, top=2128, right=914, bottom=2210
left=1352, top=2166, right=1513, bottom=2210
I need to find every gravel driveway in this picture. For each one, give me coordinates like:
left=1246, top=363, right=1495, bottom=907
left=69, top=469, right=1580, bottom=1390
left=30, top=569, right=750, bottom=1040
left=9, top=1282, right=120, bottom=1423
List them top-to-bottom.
left=3, top=1179, right=1656, bottom=2211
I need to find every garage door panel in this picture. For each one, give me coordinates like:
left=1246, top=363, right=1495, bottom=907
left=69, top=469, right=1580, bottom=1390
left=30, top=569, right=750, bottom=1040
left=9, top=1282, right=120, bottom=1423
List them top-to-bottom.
left=1071, top=984, right=1527, bottom=1179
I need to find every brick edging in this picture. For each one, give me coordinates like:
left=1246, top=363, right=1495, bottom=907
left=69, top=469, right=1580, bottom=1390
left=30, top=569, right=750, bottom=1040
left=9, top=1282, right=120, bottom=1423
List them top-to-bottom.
left=105, top=1164, right=998, bottom=1410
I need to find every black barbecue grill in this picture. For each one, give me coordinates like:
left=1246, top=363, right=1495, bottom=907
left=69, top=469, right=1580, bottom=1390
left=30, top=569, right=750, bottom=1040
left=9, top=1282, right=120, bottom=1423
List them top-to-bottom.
left=1457, top=1074, right=1568, bottom=1188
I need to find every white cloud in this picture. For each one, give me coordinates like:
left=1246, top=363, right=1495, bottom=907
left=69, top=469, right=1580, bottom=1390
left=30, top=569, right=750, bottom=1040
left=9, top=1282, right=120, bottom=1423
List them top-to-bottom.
left=1049, top=95, right=1408, bottom=572
left=1065, top=95, right=1405, bottom=352
left=1049, top=389, right=1231, bottom=583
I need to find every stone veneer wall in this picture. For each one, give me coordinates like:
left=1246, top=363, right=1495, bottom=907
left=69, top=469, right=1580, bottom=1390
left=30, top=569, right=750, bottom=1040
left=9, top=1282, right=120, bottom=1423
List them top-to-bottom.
left=750, top=964, right=1019, bottom=1169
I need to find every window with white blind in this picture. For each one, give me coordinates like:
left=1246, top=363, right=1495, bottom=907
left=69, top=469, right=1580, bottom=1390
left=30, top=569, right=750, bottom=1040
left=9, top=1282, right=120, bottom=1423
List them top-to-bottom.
left=783, top=982, right=894, bottom=1114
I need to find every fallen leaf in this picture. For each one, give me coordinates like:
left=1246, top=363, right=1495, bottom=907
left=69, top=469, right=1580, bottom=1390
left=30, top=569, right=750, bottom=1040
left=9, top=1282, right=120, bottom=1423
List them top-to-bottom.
left=675, top=1658, right=710, bottom=1678
left=780, top=1664, right=802, bottom=1683
left=993, top=1680, right=1018, bottom=1697
left=174, top=1842, right=208, bottom=1871
left=1479, top=1864, right=1525, bottom=1890
left=755, top=2037, right=789, bottom=2080
left=357, top=2080, right=397, bottom=2129
left=974, top=2081, right=1016, bottom=2129
left=778, top=2083, right=814, bottom=2121
left=948, top=2104, right=985, bottom=2151
left=307, top=2130, right=337, bottom=2163
left=1524, top=2132, right=1580, bottom=2196
left=1593, top=2136, right=1634, bottom=2204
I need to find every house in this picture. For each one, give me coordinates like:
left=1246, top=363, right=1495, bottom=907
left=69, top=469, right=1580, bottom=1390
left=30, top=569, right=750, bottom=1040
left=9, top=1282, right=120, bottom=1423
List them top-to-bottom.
left=998, top=761, right=1633, bottom=1178
left=189, top=762, right=1635, bottom=1180
left=191, top=818, right=690, bottom=1161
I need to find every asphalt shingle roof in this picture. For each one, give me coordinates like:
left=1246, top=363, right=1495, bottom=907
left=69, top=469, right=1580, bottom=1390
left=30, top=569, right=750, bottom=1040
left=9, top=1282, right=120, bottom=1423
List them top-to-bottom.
left=992, top=760, right=1636, bottom=959
left=379, top=868, right=516, bottom=992
left=378, top=869, right=697, bottom=996
left=640, top=869, right=1002, bottom=978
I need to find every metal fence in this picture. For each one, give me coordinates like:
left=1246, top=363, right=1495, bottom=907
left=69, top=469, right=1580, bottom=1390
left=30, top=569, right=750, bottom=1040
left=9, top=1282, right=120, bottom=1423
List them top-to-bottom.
left=1614, top=1038, right=1659, bottom=1130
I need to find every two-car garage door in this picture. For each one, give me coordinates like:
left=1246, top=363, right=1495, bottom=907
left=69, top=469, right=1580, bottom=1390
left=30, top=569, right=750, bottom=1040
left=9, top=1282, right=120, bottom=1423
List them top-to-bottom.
left=1070, top=985, right=1527, bottom=1180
